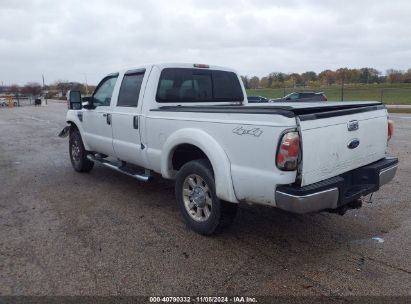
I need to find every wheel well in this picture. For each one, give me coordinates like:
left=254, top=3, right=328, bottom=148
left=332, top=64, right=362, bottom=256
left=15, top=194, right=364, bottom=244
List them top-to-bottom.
left=68, top=122, right=79, bottom=133
left=171, top=144, right=210, bottom=171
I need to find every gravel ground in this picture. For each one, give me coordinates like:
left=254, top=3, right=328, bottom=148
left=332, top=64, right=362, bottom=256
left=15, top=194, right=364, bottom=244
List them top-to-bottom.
left=0, top=103, right=410, bottom=296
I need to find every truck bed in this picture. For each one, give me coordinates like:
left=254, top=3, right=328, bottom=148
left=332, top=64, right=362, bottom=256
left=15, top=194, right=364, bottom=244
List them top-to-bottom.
left=152, top=101, right=384, bottom=120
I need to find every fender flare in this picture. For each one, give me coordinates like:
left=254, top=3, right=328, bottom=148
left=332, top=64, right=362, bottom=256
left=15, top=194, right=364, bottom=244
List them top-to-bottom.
left=161, top=128, right=238, bottom=203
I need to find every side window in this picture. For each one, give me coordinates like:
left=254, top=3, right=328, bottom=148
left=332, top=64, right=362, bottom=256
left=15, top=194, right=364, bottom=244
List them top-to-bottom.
left=117, top=72, right=145, bottom=107
left=93, top=76, right=118, bottom=107
left=289, top=93, right=299, bottom=100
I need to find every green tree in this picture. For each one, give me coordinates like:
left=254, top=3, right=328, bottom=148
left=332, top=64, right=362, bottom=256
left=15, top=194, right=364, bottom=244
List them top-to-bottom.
left=386, top=69, right=404, bottom=83
left=318, top=70, right=336, bottom=85
left=301, top=71, right=317, bottom=85
left=241, top=76, right=250, bottom=89
left=248, top=76, right=260, bottom=89
left=21, top=82, right=42, bottom=96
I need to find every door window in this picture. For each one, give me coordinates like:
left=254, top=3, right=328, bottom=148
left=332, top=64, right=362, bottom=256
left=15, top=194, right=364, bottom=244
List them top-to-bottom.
left=117, top=72, right=145, bottom=107
left=93, top=76, right=118, bottom=107
left=289, top=93, right=299, bottom=100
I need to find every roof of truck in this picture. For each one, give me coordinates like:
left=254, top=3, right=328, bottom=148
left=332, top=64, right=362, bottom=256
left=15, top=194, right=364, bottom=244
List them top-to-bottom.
left=116, top=63, right=238, bottom=75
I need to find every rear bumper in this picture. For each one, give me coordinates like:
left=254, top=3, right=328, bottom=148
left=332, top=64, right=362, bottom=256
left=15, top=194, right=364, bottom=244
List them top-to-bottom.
left=275, top=157, right=398, bottom=214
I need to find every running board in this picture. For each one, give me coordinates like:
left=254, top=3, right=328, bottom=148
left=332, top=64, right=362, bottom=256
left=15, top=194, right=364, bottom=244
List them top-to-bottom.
left=87, top=154, right=151, bottom=182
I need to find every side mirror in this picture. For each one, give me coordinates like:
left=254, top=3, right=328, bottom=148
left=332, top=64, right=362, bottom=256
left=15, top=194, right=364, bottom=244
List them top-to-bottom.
left=68, top=90, right=82, bottom=110
left=82, top=96, right=94, bottom=109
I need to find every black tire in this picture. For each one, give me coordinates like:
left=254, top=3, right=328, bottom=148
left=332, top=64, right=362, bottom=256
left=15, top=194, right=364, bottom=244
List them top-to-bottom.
left=69, top=128, right=94, bottom=173
left=175, top=159, right=238, bottom=235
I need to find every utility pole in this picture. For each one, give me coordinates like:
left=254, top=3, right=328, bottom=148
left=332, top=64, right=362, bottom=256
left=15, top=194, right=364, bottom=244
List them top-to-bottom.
left=80, top=73, right=89, bottom=95
left=42, top=74, right=47, bottom=105
left=84, top=74, right=89, bottom=95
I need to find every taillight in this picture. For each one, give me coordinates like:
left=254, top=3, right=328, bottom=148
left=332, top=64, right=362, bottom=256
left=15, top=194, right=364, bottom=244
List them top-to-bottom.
left=322, top=95, right=328, bottom=101
left=387, top=119, right=394, bottom=141
left=276, top=131, right=300, bottom=171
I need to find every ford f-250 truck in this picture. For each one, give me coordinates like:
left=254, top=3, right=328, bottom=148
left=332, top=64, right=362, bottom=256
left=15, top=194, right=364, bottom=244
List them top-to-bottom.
left=60, top=63, right=398, bottom=235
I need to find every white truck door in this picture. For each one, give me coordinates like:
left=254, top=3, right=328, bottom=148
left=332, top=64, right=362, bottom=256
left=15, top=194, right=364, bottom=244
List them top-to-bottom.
left=111, top=68, right=148, bottom=167
left=82, top=74, right=118, bottom=157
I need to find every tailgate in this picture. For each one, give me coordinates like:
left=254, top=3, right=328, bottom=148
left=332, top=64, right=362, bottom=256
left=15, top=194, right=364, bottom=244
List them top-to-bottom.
left=298, top=106, right=388, bottom=186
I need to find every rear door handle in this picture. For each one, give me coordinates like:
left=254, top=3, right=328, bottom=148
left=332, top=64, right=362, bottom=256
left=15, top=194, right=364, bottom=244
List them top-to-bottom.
left=103, top=113, right=111, bottom=125
left=133, top=116, right=139, bottom=129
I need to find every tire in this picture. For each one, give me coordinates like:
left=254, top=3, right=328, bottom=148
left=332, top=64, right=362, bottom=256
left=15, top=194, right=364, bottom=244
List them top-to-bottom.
left=69, top=128, right=94, bottom=173
left=175, top=159, right=238, bottom=235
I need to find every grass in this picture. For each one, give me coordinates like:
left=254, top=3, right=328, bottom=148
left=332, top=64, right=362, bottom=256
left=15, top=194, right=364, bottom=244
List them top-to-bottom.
left=246, top=83, right=411, bottom=105
left=387, top=108, right=411, bottom=114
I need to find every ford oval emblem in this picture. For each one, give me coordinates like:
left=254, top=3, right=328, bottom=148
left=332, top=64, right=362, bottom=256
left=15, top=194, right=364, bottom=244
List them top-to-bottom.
left=347, top=139, right=360, bottom=149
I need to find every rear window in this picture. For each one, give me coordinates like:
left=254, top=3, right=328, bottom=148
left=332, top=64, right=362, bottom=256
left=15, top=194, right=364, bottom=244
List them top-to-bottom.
left=156, top=68, right=244, bottom=103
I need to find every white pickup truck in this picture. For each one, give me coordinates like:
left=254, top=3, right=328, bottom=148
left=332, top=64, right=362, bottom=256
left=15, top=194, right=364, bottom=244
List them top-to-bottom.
left=60, top=63, right=398, bottom=235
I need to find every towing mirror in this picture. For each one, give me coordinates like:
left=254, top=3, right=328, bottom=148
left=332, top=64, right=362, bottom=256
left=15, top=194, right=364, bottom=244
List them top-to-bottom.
left=68, top=90, right=82, bottom=110
left=82, top=96, right=94, bottom=109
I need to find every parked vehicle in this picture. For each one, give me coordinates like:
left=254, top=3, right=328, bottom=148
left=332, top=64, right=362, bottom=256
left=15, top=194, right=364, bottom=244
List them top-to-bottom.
left=60, top=63, right=398, bottom=235
left=271, top=91, right=327, bottom=102
left=247, top=96, right=269, bottom=103
left=0, top=97, right=7, bottom=107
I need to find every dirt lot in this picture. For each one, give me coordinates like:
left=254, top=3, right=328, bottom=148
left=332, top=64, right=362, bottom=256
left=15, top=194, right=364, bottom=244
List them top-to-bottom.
left=0, top=103, right=410, bottom=297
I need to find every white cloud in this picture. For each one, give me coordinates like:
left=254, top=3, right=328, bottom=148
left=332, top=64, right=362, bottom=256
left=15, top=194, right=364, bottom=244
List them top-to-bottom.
left=0, top=0, right=410, bottom=85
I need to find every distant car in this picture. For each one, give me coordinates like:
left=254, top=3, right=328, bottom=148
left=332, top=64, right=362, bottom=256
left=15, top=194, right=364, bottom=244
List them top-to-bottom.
left=270, top=91, right=327, bottom=102
left=247, top=96, right=269, bottom=103
left=0, top=97, right=7, bottom=107
left=0, top=97, right=19, bottom=107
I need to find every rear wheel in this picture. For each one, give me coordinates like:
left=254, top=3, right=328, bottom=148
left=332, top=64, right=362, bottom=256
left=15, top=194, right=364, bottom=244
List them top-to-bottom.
left=69, top=128, right=94, bottom=172
left=175, top=159, right=237, bottom=235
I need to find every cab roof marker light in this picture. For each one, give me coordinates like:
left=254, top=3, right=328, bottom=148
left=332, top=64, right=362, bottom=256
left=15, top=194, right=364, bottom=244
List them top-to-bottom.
left=193, top=64, right=210, bottom=68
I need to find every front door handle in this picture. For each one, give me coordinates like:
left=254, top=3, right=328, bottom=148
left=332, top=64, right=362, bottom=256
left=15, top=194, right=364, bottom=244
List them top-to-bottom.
left=103, top=113, right=111, bottom=125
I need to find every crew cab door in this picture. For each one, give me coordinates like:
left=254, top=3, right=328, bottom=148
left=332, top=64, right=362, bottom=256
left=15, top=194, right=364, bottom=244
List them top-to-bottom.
left=111, top=69, right=148, bottom=167
left=82, top=74, right=118, bottom=156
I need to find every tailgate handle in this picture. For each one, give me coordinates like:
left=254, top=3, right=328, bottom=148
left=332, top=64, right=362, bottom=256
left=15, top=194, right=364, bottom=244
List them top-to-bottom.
left=347, top=120, right=359, bottom=131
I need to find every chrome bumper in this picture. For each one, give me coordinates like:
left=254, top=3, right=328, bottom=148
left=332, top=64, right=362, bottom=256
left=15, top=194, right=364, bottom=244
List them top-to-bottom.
left=275, top=157, right=398, bottom=214
left=379, top=163, right=398, bottom=187
left=276, top=187, right=339, bottom=214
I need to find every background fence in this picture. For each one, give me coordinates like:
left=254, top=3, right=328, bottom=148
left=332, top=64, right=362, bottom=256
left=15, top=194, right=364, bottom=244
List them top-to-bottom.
left=247, top=84, right=411, bottom=105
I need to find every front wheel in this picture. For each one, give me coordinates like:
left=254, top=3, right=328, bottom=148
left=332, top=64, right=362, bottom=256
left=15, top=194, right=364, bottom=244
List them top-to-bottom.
left=69, top=128, right=94, bottom=173
left=175, top=159, right=237, bottom=235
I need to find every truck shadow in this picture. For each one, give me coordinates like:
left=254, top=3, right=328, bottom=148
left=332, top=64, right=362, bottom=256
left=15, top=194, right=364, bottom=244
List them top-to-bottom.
left=82, top=165, right=396, bottom=257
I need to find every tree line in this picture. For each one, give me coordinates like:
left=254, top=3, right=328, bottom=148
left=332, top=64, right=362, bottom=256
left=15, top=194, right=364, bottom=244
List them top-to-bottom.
left=2, top=67, right=411, bottom=96
left=241, top=68, right=411, bottom=89
left=0, top=81, right=96, bottom=98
